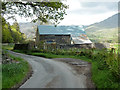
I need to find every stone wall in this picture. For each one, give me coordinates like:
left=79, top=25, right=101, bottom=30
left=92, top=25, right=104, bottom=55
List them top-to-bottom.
left=38, top=34, right=71, bottom=45
left=14, top=41, right=35, bottom=50
left=14, top=43, right=111, bottom=50
left=93, top=43, right=110, bottom=49
left=14, top=44, right=29, bottom=50
left=57, top=44, right=93, bottom=50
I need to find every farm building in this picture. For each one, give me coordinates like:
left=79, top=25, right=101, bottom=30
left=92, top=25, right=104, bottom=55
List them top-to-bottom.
left=36, top=25, right=92, bottom=49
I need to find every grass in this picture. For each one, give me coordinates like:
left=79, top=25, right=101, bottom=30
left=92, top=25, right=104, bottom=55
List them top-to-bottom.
left=2, top=44, right=14, bottom=50
left=2, top=48, right=30, bottom=88
left=13, top=50, right=92, bottom=62
left=2, top=55, right=29, bottom=88
left=91, top=62, right=119, bottom=88
left=0, top=65, right=2, bottom=90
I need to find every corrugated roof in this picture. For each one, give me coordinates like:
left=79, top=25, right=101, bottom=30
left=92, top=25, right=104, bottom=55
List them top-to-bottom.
left=38, top=25, right=85, bottom=36
left=72, top=36, right=92, bottom=44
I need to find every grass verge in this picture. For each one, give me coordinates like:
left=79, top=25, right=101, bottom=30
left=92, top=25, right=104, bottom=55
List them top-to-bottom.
left=2, top=44, right=14, bottom=50
left=2, top=54, right=30, bottom=88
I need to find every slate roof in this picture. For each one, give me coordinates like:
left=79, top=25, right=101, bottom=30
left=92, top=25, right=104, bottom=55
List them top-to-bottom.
left=37, top=25, right=85, bottom=36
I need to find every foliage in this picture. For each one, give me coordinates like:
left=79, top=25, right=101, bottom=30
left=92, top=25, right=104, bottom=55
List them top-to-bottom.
left=2, top=0, right=68, bottom=25
left=2, top=16, right=26, bottom=43
left=2, top=17, right=14, bottom=43
left=0, top=64, right=1, bottom=90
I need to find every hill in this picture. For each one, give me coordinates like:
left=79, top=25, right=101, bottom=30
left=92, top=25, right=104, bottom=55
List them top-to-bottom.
left=85, top=13, right=119, bottom=43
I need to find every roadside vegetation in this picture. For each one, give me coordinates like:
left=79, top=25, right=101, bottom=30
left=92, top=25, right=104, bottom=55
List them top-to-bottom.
left=2, top=44, right=14, bottom=50
left=3, top=44, right=120, bottom=88
left=2, top=46, right=30, bottom=88
left=13, top=46, right=120, bottom=88
left=0, top=65, right=2, bottom=89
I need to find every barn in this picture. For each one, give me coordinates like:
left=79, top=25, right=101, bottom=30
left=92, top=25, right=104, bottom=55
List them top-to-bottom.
left=36, top=25, right=92, bottom=49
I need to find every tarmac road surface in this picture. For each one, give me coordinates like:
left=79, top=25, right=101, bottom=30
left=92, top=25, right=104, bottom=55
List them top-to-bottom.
left=9, top=51, right=87, bottom=88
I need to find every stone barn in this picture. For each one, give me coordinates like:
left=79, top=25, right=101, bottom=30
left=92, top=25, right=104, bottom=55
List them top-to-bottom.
left=36, top=25, right=92, bottom=49
left=36, top=25, right=72, bottom=49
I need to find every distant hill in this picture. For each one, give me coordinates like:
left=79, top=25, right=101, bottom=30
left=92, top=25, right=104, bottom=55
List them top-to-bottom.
left=85, top=13, right=119, bottom=43
left=85, top=13, right=119, bottom=31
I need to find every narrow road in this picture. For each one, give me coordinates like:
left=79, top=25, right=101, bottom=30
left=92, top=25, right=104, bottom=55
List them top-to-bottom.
left=9, top=51, right=87, bottom=88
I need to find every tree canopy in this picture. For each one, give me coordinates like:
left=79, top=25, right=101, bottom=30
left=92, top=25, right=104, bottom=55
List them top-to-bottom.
left=2, top=0, right=68, bottom=25
left=2, top=16, right=26, bottom=43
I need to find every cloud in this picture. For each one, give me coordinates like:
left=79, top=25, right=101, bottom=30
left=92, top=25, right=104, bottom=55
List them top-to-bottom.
left=71, top=0, right=119, bottom=2
left=59, top=1, right=118, bottom=25
left=68, top=2, right=118, bottom=15
left=81, top=2, right=118, bottom=11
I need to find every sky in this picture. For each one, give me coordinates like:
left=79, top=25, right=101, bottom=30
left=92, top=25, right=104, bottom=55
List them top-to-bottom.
left=7, top=0, right=119, bottom=25
left=59, top=0, right=118, bottom=25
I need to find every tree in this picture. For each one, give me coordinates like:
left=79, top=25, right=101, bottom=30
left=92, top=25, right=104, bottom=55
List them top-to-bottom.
left=2, top=0, right=68, bottom=25
left=2, top=16, right=26, bottom=43
left=2, top=17, right=14, bottom=43
left=11, top=21, right=25, bottom=43
left=12, top=21, right=20, bottom=32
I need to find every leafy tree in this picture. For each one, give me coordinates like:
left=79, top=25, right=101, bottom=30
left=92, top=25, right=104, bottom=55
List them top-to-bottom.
left=2, top=0, right=68, bottom=25
left=2, top=16, right=26, bottom=43
left=2, top=17, right=14, bottom=43
left=12, top=21, right=20, bottom=32
left=11, top=22, right=26, bottom=43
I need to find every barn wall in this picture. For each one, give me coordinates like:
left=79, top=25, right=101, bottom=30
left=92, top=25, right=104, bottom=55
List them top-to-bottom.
left=39, top=34, right=71, bottom=45
left=57, top=44, right=93, bottom=50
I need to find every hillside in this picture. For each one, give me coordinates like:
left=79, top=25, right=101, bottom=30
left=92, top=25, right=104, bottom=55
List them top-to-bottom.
left=85, top=13, right=119, bottom=43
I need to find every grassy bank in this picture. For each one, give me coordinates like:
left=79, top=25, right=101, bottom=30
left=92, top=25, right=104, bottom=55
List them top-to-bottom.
left=2, top=44, right=14, bottom=50
left=2, top=48, right=30, bottom=88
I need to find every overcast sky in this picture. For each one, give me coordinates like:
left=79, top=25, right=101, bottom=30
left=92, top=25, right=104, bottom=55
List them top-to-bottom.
left=7, top=0, right=119, bottom=25
left=59, top=0, right=118, bottom=25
